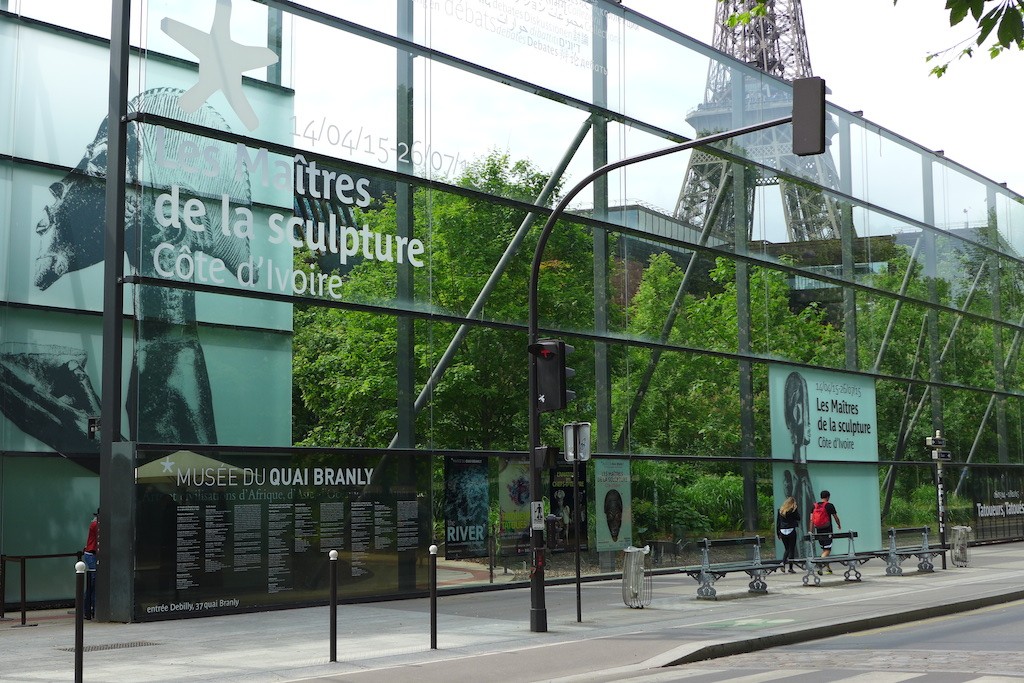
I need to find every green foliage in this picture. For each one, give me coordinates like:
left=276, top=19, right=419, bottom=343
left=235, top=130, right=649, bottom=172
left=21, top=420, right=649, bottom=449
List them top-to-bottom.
left=920, top=0, right=1024, bottom=75
left=290, top=140, right=1024, bottom=542
left=292, top=150, right=595, bottom=451
left=619, top=255, right=843, bottom=458
left=627, top=464, right=779, bottom=540
left=679, top=474, right=746, bottom=532
left=881, top=483, right=973, bottom=529
left=910, top=484, right=936, bottom=510
left=757, top=490, right=775, bottom=530
left=947, top=494, right=974, bottom=526
left=883, top=497, right=915, bottom=527
left=631, top=498, right=658, bottom=538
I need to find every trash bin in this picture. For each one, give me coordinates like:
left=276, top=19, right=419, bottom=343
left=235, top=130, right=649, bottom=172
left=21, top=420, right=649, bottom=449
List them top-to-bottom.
left=951, top=525, right=973, bottom=567
left=621, top=545, right=652, bottom=608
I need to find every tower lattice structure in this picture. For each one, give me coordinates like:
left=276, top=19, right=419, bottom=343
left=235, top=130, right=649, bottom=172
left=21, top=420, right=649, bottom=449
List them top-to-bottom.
left=674, top=0, right=844, bottom=244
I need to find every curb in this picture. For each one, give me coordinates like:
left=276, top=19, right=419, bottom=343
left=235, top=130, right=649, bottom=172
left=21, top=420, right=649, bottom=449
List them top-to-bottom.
left=668, top=587, right=1024, bottom=665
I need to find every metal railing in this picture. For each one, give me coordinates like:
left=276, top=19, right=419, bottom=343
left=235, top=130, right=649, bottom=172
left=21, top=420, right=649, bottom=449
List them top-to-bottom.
left=1, top=552, right=82, bottom=627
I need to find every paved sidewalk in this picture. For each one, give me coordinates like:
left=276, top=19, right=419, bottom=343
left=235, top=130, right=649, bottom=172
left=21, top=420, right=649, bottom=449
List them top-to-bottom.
left=1, top=543, right=1022, bottom=682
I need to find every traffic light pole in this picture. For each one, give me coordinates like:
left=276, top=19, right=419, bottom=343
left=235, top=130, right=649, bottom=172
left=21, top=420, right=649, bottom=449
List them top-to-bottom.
left=527, top=112, right=799, bottom=632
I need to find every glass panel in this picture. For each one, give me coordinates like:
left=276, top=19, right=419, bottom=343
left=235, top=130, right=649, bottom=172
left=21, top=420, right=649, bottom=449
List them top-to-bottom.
left=15, top=0, right=114, bottom=39
left=144, top=0, right=273, bottom=68
left=297, top=0, right=399, bottom=40
left=420, top=0, right=618, bottom=108
left=0, top=18, right=15, bottom=157
left=8, top=23, right=111, bottom=166
left=848, top=121, right=925, bottom=224
left=933, top=158, right=989, bottom=240
left=995, top=188, right=1024, bottom=257
left=132, top=286, right=291, bottom=446
left=857, top=293, right=928, bottom=377
left=0, top=307, right=107, bottom=454
left=936, top=314, right=996, bottom=390
left=405, top=323, right=529, bottom=451
left=615, top=354, right=742, bottom=457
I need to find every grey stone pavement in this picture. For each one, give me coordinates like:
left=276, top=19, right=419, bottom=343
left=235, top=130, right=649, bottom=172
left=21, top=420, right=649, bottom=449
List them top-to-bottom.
left=1, top=542, right=1022, bottom=682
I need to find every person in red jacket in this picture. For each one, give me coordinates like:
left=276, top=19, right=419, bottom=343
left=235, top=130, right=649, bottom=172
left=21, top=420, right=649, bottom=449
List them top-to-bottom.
left=810, top=491, right=841, bottom=574
left=83, top=509, right=98, bottom=620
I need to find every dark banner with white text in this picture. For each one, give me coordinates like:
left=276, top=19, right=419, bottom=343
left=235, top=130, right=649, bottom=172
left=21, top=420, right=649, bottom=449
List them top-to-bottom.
left=134, top=450, right=430, bottom=620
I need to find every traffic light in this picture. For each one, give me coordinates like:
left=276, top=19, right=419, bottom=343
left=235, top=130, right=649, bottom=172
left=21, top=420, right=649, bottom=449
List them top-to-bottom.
left=792, top=76, right=826, bottom=156
left=528, top=338, right=575, bottom=413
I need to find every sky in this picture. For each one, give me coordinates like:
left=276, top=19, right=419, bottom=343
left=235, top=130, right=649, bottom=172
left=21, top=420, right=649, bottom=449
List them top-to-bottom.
left=623, top=0, right=1024, bottom=196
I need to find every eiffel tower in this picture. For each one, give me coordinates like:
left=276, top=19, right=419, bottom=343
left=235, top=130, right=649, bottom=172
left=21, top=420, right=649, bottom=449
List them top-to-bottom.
left=674, top=0, right=844, bottom=244
left=615, top=1, right=849, bottom=450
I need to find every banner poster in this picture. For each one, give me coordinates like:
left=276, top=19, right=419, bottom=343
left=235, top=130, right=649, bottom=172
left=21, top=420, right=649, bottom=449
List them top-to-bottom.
left=768, top=364, right=882, bottom=555
left=134, top=450, right=429, bottom=621
left=444, top=456, right=490, bottom=560
left=497, top=458, right=531, bottom=556
left=595, top=459, right=632, bottom=552
left=549, top=463, right=588, bottom=552
left=959, top=468, right=1024, bottom=541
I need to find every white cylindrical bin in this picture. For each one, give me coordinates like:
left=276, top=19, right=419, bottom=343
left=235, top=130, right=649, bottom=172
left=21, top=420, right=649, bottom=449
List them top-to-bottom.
left=951, top=525, right=973, bottom=567
left=621, top=545, right=652, bottom=608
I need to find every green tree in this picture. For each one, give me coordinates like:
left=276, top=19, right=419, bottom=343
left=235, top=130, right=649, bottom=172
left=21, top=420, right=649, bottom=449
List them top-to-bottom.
left=292, top=151, right=595, bottom=450
left=618, top=253, right=845, bottom=539
left=619, top=254, right=844, bottom=458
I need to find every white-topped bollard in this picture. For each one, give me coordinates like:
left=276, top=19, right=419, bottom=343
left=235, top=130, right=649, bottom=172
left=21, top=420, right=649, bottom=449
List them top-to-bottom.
left=429, top=545, right=438, bottom=649
left=328, top=549, right=339, bottom=662
left=74, top=561, right=87, bottom=683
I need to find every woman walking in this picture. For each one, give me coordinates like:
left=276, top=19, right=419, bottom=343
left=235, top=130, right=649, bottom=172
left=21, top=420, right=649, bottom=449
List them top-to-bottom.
left=776, top=496, right=800, bottom=573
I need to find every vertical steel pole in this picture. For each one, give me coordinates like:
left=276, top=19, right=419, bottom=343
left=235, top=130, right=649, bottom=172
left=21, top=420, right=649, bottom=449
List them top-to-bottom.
left=100, top=0, right=130, bottom=624
left=527, top=115, right=792, bottom=632
left=573, top=426, right=582, bottom=623
left=937, top=462, right=948, bottom=569
left=488, top=533, right=495, bottom=584
left=429, top=544, right=438, bottom=649
left=329, top=550, right=338, bottom=662
left=18, top=557, right=26, bottom=626
left=75, top=561, right=86, bottom=683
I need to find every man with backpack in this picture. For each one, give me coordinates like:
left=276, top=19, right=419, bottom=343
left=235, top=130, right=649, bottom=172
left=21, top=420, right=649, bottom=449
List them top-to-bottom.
left=809, top=490, right=841, bottom=574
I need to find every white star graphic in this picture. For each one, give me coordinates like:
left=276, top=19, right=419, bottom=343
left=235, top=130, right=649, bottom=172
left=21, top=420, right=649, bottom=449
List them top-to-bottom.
left=161, top=0, right=279, bottom=131
left=161, top=457, right=176, bottom=473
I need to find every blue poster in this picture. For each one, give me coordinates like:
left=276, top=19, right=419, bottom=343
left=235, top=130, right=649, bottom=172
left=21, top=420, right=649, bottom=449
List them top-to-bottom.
left=769, top=364, right=882, bottom=554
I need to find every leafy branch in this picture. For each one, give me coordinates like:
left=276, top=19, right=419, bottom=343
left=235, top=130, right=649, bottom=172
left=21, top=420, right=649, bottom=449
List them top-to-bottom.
left=920, top=0, right=1024, bottom=76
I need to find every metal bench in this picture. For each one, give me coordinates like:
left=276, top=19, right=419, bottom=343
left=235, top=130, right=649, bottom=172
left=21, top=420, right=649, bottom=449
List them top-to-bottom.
left=872, top=526, right=945, bottom=575
left=801, top=531, right=873, bottom=585
left=679, top=535, right=783, bottom=600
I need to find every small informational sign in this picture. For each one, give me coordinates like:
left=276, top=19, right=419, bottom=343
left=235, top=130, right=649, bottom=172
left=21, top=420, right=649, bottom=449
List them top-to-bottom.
left=562, top=422, right=592, bottom=462
left=577, top=423, right=591, bottom=461
left=531, top=501, right=545, bottom=531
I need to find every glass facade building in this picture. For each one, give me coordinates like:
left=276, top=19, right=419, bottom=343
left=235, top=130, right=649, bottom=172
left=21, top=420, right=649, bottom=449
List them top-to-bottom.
left=2, top=0, right=1023, bottom=620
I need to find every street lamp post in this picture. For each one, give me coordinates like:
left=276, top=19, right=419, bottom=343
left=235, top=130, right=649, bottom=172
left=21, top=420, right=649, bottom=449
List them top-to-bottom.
left=527, top=77, right=824, bottom=632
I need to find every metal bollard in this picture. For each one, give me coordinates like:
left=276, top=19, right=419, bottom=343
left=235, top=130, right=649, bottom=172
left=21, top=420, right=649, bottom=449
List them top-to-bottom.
left=429, top=544, right=438, bottom=650
left=329, top=550, right=338, bottom=663
left=75, top=561, right=86, bottom=683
